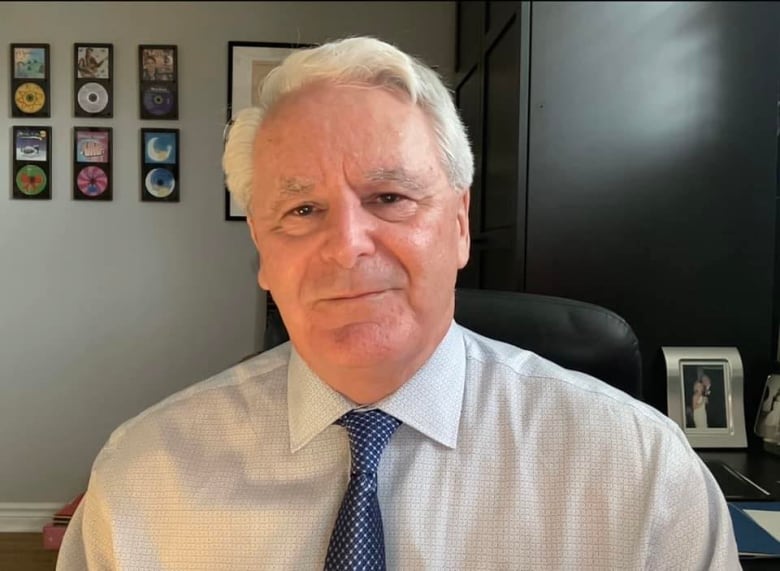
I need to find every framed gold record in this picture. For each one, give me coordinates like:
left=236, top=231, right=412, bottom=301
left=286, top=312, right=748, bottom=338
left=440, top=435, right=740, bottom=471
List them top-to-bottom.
left=10, top=44, right=50, bottom=117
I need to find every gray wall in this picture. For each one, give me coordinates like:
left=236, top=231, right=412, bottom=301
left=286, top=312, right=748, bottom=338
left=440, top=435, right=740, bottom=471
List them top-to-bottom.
left=0, top=1, right=454, bottom=504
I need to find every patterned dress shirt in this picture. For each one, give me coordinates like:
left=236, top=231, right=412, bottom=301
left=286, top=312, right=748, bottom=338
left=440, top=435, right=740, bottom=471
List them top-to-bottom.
left=57, top=322, right=739, bottom=570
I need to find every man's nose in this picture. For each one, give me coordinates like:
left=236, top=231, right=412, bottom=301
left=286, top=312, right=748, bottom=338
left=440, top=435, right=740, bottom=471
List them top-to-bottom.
left=320, top=197, right=376, bottom=269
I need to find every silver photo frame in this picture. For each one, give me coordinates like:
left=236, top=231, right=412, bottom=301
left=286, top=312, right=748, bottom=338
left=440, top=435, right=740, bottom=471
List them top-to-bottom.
left=662, top=346, right=747, bottom=448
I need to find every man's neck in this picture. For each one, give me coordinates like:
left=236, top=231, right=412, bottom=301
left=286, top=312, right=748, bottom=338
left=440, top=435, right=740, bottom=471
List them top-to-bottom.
left=300, top=322, right=451, bottom=405
left=318, top=358, right=426, bottom=405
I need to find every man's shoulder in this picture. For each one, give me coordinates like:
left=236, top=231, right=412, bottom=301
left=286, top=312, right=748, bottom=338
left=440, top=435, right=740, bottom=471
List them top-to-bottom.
left=459, top=326, right=684, bottom=440
left=96, top=343, right=292, bottom=463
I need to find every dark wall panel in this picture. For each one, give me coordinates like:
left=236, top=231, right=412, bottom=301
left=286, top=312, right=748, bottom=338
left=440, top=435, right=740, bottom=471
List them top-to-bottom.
left=457, top=0, right=484, bottom=72
left=487, top=1, right=520, bottom=34
left=525, top=2, right=779, bottom=421
left=484, top=18, right=521, bottom=231
left=456, top=67, right=483, bottom=289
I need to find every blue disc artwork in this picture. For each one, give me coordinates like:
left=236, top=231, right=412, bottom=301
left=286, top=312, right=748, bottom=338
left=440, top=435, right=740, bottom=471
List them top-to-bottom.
left=144, top=167, right=175, bottom=198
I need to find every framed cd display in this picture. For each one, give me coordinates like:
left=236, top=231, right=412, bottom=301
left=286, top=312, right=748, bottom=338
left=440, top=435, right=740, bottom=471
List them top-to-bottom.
left=225, top=41, right=315, bottom=220
left=74, top=43, right=113, bottom=117
left=10, top=44, right=50, bottom=118
left=139, top=45, right=178, bottom=120
left=12, top=126, right=51, bottom=200
left=73, top=127, right=112, bottom=201
left=140, top=128, right=179, bottom=202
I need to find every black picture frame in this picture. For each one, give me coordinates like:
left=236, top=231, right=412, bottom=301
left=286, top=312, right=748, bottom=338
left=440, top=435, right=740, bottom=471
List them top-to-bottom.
left=225, top=41, right=315, bottom=221
left=10, top=43, right=50, bottom=118
left=74, top=43, right=113, bottom=118
left=139, top=44, right=178, bottom=120
left=12, top=125, right=52, bottom=200
left=73, top=127, right=113, bottom=201
left=140, top=128, right=180, bottom=202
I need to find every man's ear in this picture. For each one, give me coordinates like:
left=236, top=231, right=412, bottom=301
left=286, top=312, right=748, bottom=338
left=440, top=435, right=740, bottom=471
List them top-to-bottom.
left=456, top=189, right=471, bottom=269
left=246, top=213, right=269, bottom=291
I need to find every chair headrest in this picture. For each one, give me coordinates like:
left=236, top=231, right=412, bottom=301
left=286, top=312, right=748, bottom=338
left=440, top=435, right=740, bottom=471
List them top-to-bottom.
left=262, top=288, right=643, bottom=398
left=454, top=289, right=642, bottom=397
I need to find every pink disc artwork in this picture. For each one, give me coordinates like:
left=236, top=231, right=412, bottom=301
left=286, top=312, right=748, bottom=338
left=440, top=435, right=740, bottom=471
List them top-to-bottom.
left=76, top=165, right=108, bottom=196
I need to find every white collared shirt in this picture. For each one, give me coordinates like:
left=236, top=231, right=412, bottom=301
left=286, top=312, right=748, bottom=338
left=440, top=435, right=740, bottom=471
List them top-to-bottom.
left=58, top=322, right=739, bottom=570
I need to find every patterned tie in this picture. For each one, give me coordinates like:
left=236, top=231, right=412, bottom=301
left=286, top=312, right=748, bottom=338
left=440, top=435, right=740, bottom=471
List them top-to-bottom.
left=325, top=409, right=402, bottom=571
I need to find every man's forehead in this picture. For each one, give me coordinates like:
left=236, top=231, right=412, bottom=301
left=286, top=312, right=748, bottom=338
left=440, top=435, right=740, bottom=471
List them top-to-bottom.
left=250, top=81, right=444, bottom=196
left=255, top=83, right=422, bottom=143
left=272, top=166, right=428, bottom=195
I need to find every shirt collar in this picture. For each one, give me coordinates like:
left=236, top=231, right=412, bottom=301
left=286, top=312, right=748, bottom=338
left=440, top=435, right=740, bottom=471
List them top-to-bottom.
left=287, top=321, right=466, bottom=453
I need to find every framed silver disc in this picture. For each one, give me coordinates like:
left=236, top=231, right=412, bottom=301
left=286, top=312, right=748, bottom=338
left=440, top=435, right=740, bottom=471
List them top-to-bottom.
left=77, top=82, right=109, bottom=114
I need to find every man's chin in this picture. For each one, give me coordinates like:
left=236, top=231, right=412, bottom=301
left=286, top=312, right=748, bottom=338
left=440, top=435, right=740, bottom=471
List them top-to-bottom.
left=308, top=322, right=407, bottom=365
left=331, top=322, right=398, bottom=351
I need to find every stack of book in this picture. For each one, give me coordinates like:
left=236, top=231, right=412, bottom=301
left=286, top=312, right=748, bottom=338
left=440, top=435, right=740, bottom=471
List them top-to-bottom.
left=42, top=492, right=85, bottom=551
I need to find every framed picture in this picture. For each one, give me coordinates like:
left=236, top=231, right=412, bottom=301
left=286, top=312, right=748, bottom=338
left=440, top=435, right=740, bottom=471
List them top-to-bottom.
left=225, top=40, right=314, bottom=221
left=74, top=43, right=113, bottom=117
left=10, top=44, right=50, bottom=117
left=139, top=45, right=178, bottom=120
left=12, top=126, right=51, bottom=200
left=73, top=127, right=112, bottom=201
left=140, top=128, right=180, bottom=202
left=662, top=346, right=747, bottom=448
left=754, top=374, right=780, bottom=445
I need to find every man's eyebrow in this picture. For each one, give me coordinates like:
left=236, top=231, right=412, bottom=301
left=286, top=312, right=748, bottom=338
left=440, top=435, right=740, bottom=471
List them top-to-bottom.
left=365, top=168, right=425, bottom=192
left=267, top=177, right=315, bottom=214
left=278, top=177, right=315, bottom=195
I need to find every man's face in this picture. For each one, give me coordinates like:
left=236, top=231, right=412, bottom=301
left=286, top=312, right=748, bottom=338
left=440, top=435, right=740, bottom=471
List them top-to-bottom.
left=247, top=82, right=470, bottom=379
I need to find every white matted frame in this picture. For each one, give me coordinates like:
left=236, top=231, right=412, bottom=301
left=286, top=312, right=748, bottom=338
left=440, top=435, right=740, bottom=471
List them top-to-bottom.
left=225, top=41, right=314, bottom=221
left=662, top=346, right=747, bottom=448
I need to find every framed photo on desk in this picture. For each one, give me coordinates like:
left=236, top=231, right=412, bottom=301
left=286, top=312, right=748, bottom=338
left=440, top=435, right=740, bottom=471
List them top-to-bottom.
left=662, top=346, right=748, bottom=448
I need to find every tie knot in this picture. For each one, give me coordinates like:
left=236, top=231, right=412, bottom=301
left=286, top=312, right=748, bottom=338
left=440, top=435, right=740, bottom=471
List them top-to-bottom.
left=338, top=409, right=401, bottom=474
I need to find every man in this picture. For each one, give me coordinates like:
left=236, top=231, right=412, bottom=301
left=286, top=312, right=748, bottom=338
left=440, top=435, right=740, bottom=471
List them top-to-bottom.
left=58, top=37, right=738, bottom=569
left=77, top=47, right=107, bottom=78
left=142, top=54, right=158, bottom=81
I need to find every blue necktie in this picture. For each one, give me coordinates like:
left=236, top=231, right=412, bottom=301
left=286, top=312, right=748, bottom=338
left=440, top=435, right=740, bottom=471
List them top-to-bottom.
left=325, top=409, right=402, bottom=571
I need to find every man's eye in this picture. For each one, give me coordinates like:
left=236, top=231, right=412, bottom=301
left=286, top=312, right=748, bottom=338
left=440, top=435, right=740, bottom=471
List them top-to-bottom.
left=377, top=194, right=404, bottom=204
left=290, top=204, right=314, bottom=217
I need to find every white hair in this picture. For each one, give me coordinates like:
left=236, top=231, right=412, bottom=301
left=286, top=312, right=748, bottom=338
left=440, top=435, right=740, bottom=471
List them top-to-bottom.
left=222, top=36, right=474, bottom=213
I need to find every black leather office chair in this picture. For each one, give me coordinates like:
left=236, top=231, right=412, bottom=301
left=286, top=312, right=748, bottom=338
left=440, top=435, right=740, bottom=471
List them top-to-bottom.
left=262, top=288, right=643, bottom=398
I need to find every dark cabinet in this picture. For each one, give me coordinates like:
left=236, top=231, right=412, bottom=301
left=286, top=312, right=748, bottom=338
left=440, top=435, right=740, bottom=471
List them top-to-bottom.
left=455, top=1, right=780, bottom=427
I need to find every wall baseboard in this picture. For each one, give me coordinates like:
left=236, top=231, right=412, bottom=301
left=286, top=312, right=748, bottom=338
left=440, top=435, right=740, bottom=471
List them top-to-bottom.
left=0, top=503, right=62, bottom=533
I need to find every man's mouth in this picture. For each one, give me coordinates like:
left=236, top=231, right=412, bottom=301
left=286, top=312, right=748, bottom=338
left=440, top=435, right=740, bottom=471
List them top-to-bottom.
left=327, top=290, right=387, bottom=301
